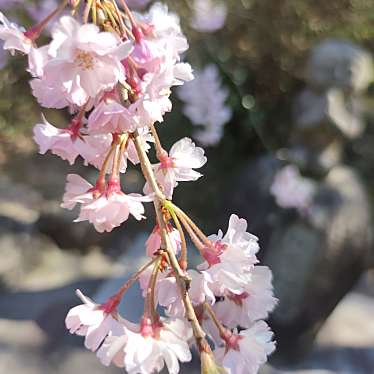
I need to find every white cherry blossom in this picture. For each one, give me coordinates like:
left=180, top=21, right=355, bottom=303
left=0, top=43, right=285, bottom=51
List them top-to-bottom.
left=214, top=321, right=276, bottom=374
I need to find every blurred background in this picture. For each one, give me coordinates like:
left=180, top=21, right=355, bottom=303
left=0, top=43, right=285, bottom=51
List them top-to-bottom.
left=1, top=0, right=374, bottom=373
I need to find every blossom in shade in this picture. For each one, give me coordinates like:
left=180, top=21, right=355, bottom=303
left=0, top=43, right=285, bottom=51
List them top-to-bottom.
left=190, top=0, right=227, bottom=33
left=0, top=12, right=33, bottom=55
left=177, top=64, right=232, bottom=146
left=144, top=137, right=207, bottom=199
left=270, top=165, right=317, bottom=213
left=145, top=224, right=181, bottom=256
left=213, top=266, right=277, bottom=328
left=65, top=289, right=123, bottom=352
left=214, top=321, right=276, bottom=374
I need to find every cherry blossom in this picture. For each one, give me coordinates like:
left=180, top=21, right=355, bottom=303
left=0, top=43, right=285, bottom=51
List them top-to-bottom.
left=191, top=0, right=227, bottom=33
left=0, top=2, right=277, bottom=373
left=0, top=12, right=33, bottom=55
left=41, top=16, right=133, bottom=106
left=177, top=64, right=232, bottom=146
left=88, top=98, right=138, bottom=134
left=33, top=115, right=84, bottom=165
left=145, top=137, right=207, bottom=198
left=270, top=165, right=317, bottom=213
left=61, top=175, right=147, bottom=233
left=76, top=190, right=147, bottom=233
left=199, top=214, right=259, bottom=296
left=146, top=224, right=182, bottom=256
left=213, top=266, right=277, bottom=328
left=139, top=267, right=215, bottom=318
left=65, top=289, right=123, bottom=352
left=98, top=317, right=192, bottom=374
left=123, top=318, right=192, bottom=374
left=214, top=321, right=276, bottom=374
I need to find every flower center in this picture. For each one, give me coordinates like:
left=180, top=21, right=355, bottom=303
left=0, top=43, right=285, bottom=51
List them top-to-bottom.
left=75, top=49, right=95, bottom=70
left=160, top=155, right=175, bottom=169
left=202, top=240, right=226, bottom=266
left=227, top=291, right=249, bottom=306
left=100, top=295, right=121, bottom=314
left=140, top=317, right=163, bottom=338
left=221, top=329, right=243, bottom=352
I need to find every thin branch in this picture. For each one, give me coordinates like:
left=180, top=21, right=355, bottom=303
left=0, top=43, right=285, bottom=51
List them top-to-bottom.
left=132, top=130, right=211, bottom=352
left=168, top=207, right=188, bottom=270
left=116, top=256, right=160, bottom=299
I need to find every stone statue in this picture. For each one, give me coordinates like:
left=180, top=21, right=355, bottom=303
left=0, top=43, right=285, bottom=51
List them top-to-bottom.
left=229, top=39, right=374, bottom=364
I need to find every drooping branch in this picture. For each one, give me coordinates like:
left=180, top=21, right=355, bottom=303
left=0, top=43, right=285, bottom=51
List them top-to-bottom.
left=132, top=130, right=212, bottom=353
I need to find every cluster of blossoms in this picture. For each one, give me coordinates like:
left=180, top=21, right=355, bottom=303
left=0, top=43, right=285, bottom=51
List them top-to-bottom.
left=0, top=1, right=276, bottom=373
left=178, top=64, right=232, bottom=146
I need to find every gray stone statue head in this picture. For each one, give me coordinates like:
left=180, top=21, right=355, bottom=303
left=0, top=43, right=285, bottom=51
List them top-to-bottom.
left=288, top=39, right=373, bottom=176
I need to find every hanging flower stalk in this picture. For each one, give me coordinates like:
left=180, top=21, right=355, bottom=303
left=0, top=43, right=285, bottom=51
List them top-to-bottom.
left=0, top=1, right=277, bottom=373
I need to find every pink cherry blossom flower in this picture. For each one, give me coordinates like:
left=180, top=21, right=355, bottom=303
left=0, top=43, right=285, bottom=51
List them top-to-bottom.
left=191, top=0, right=227, bottom=33
left=139, top=2, right=189, bottom=61
left=0, top=12, right=33, bottom=55
left=41, top=16, right=133, bottom=106
left=28, top=45, right=49, bottom=77
left=127, top=60, right=193, bottom=129
left=177, top=64, right=232, bottom=146
left=30, top=77, right=70, bottom=108
left=88, top=98, right=138, bottom=134
left=33, top=115, right=84, bottom=165
left=79, top=130, right=153, bottom=173
left=144, top=137, right=207, bottom=198
left=270, top=165, right=317, bottom=213
left=61, top=174, right=94, bottom=210
left=61, top=175, right=148, bottom=233
left=76, top=190, right=147, bottom=233
left=199, top=215, right=259, bottom=296
left=145, top=224, right=181, bottom=256
left=214, top=266, right=277, bottom=329
left=139, top=268, right=214, bottom=318
left=65, top=289, right=123, bottom=352
left=97, top=317, right=192, bottom=373
left=125, top=318, right=192, bottom=374
left=214, top=321, right=276, bottom=374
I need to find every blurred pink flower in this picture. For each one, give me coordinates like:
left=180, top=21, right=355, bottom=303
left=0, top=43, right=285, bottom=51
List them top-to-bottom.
left=191, top=0, right=227, bottom=33
left=270, top=165, right=317, bottom=213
